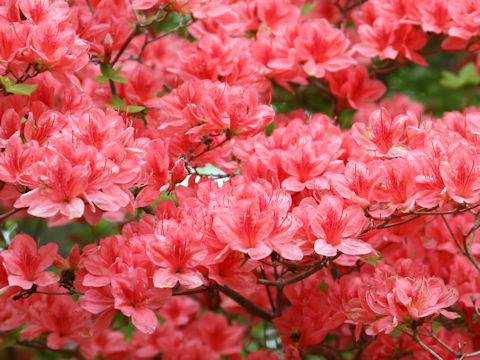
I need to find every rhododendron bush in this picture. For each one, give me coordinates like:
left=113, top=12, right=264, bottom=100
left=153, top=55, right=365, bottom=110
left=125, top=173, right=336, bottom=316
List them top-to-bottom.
left=2, top=0, right=480, bottom=359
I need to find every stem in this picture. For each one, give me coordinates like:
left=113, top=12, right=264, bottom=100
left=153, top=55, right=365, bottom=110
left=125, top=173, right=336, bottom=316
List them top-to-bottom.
left=85, top=0, right=95, bottom=14
left=144, top=19, right=194, bottom=46
left=111, top=25, right=140, bottom=66
left=373, top=61, right=410, bottom=76
left=189, top=134, right=231, bottom=161
left=0, top=208, right=21, bottom=221
left=441, top=215, right=465, bottom=254
left=257, top=254, right=338, bottom=287
left=260, top=267, right=276, bottom=313
left=219, top=285, right=275, bottom=321
left=172, top=287, right=210, bottom=296
left=428, top=332, right=460, bottom=357
left=412, top=333, right=443, bottom=360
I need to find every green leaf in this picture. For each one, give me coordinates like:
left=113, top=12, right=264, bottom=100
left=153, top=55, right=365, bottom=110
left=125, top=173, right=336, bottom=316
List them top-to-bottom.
left=301, top=1, right=317, bottom=14
left=153, top=12, right=182, bottom=32
left=100, top=63, right=113, bottom=77
left=440, top=63, right=480, bottom=88
left=458, top=63, right=480, bottom=85
left=98, top=64, right=128, bottom=83
left=112, top=66, right=123, bottom=75
left=440, top=70, right=463, bottom=88
left=0, top=75, right=14, bottom=90
left=96, top=75, right=110, bottom=83
left=110, top=75, right=128, bottom=83
left=0, top=76, right=37, bottom=95
left=7, top=83, right=38, bottom=95
left=111, top=95, right=126, bottom=110
left=127, top=105, right=146, bottom=113
left=20, top=116, right=27, bottom=123
left=264, top=122, right=275, bottom=136
left=361, top=253, right=383, bottom=267
left=365, top=256, right=381, bottom=267
left=318, top=280, right=330, bottom=293
left=432, top=320, right=442, bottom=332
left=389, top=328, right=402, bottom=337
left=0, top=329, right=20, bottom=349
left=0, top=335, right=16, bottom=349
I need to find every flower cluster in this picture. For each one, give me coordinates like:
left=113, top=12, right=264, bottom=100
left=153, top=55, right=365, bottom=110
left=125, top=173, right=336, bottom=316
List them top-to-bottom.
left=0, top=0, right=480, bottom=359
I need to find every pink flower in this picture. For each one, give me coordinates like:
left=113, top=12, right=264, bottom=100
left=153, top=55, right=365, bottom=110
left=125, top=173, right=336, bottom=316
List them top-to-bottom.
left=131, top=0, right=161, bottom=10
left=294, top=19, right=355, bottom=78
left=354, top=19, right=428, bottom=64
left=326, top=66, right=387, bottom=109
left=352, top=107, right=408, bottom=157
left=281, top=136, right=342, bottom=192
left=135, top=139, right=169, bottom=208
left=440, top=146, right=480, bottom=204
left=14, top=154, right=88, bottom=219
left=329, top=160, right=382, bottom=208
left=308, top=195, right=370, bottom=256
left=147, top=220, right=207, bottom=289
left=1, top=234, right=58, bottom=289
left=111, top=268, right=171, bottom=334
left=395, top=277, right=459, bottom=319
left=21, top=291, right=91, bottom=349
left=186, top=311, right=244, bottom=356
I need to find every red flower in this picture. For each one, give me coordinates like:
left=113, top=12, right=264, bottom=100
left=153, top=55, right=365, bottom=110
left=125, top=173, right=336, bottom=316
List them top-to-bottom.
left=1, top=234, right=58, bottom=289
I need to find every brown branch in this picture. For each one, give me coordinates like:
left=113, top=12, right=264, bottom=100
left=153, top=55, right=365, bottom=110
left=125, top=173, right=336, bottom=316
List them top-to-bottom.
left=85, top=0, right=94, bottom=14
left=111, top=25, right=141, bottom=66
left=373, top=61, right=410, bottom=76
left=188, top=133, right=232, bottom=162
left=0, top=208, right=21, bottom=221
left=442, top=212, right=480, bottom=272
left=257, top=254, right=339, bottom=287
left=260, top=267, right=276, bottom=313
left=13, top=284, right=84, bottom=301
left=219, top=285, right=275, bottom=321
left=172, top=287, right=210, bottom=296
left=412, top=333, right=443, bottom=360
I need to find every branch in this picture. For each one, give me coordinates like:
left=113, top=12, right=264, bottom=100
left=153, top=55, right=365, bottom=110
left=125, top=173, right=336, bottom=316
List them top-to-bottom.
left=85, top=0, right=94, bottom=14
left=111, top=25, right=141, bottom=66
left=188, top=133, right=232, bottom=162
left=0, top=208, right=21, bottom=221
left=442, top=211, right=480, bottom=273
left=256, top=254, right=339, bottom=287
left=13, top=284, right=84, bottom=301
left=219, top=285, right=275, bottom=321
left=172, top=287, right=210, bottom=296
left=423, top=330, right=480, bottom=359
left=412, top=333, right=443, bottom=360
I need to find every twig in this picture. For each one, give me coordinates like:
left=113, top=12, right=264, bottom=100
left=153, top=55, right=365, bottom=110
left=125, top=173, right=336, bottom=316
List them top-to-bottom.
left=85, top=0, right=95, bottom=14
left=144, top=18, right=194, bottom=46
left=111, top=25, right=141, bottom=66
left=188, top=134, right=231, bottom=161
left=0, top=208, right=21, bottom=221
left=441, top=215, right=465, bottom=254
left=257, top=254, right=339, bottom=287
left=260, top=267, right=276, bottom=313
left=13, top=284, right=84, bottom=300
left=219, top=285, right=275, bottom=321
left=172, top=287, right=210, bottom=296
left=412, top=333, right=443, bottom=360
